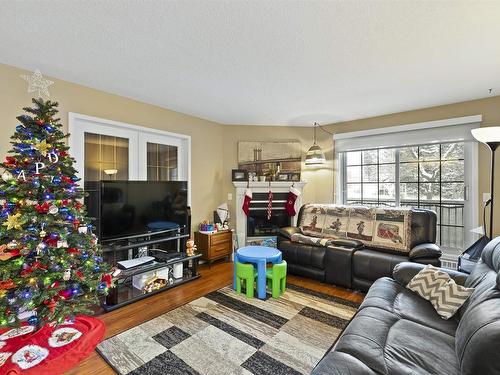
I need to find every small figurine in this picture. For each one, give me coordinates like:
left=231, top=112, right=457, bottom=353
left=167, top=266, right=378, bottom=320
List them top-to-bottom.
left=186, top=238, right=197, bottom=256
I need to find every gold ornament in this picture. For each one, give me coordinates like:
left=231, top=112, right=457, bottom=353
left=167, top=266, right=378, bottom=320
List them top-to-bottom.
left=34, top=140, right=52, bottom=155
left=3, top=213, right=25, bottom=230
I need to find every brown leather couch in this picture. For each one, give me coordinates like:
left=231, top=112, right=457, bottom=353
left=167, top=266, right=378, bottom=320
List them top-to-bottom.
left=278, top=205, right=441, bottom=291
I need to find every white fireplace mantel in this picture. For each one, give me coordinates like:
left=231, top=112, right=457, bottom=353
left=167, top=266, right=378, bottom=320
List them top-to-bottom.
left=233, top=181, right=307, bottom=247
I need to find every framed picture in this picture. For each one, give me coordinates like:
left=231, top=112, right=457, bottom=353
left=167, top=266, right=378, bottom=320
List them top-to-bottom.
left=232, top=169, right=248, bottom=181
left=289, top=172, right=301, bottom=182
left=276, top=173, right=289, bottom=181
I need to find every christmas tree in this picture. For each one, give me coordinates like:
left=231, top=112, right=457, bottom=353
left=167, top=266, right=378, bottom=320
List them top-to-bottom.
left=0, top=98, right=109, bottom=329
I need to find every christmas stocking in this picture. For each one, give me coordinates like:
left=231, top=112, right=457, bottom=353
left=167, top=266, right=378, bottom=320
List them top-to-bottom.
left=285, top=186, right=301, bottom=216
left=242, top=188, right=252, bottom=215
left=267, top=190, right=273, bottom=220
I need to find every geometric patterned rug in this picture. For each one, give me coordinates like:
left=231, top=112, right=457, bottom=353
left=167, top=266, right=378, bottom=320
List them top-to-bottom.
left=96, top=284, right=360, bottom=375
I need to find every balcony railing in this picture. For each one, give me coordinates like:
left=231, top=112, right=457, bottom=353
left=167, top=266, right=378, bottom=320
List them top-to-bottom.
left=346, top=199, right=464, bottom=254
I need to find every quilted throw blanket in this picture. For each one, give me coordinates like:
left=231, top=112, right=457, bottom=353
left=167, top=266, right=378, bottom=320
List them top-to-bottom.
left=299, top=204, right=413, bottom=253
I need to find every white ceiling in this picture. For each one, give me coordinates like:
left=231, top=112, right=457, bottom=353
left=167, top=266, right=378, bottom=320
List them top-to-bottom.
left=1, top=1, right=500, bottom=126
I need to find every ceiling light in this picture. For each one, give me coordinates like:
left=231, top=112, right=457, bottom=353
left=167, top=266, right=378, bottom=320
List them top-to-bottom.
left=305, top=122, right=326, bottom=166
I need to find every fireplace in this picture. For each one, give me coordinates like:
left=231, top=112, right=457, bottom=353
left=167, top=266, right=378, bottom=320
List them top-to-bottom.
left=233, top=181, right=306, bottom=246
left=246, top=192, right=292, bottom=238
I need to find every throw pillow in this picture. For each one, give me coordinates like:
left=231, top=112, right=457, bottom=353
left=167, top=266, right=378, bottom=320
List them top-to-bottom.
left=406, top=265, right=450, bottom=301
left=429, top=279, right=474, bottom=320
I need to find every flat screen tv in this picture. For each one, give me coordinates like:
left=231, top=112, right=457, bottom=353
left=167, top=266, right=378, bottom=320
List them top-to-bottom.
left=99, top=180, right=188, bottom=241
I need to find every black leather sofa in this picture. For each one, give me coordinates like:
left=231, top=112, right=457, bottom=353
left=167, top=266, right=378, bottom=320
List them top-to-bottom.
left=278, top=205, right=441, bottom=291
left=312, top=237, right=500, bottom=375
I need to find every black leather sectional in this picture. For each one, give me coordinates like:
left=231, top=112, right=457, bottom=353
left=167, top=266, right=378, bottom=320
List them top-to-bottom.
left=278, top=205, right=441, bottom=291
left=312, top=237, right=500, bottom=375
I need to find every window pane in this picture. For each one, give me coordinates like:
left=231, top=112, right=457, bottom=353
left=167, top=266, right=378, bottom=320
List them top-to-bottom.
left=84, top=132, right=129, bottom=181
left=147, top=142, right=179, bottom=181
left=441, top=143, right=464, bottom=160
left=419, top=145, right=440, bottom=161
left=400, top=147, right=418, bottom=162
left=379, top=148, right=396, bottom=163
left=362, top=150, right=377, bottom=164
left=346, top=151, right=361, bottom=165
left=442, top=161, right=464, bottom=181
left=400, top=162, right=418, bottom=182
left=419, top=162, right=440, bottom=182
left=379, top=164, right=395, bottom=182
left=362, top=165, right=377, bottom=182
left=147, top=166, right=157, bottom=181
left=346, top=166, right=361, bottom=182
left=362, top=183, right=378, bottom=200
left=379, top=183, right=395, bottom=202
left=400, top=183, right=418, bottom=201
left=419, top=183, right=440, bottom=201
left=442, top=183, right=464, bottom=201
left=347, top=184, right=361, bottom=199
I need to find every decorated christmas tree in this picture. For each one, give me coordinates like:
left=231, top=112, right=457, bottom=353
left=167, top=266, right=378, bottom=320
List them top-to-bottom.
left=0, top=98, right=109, bottom=329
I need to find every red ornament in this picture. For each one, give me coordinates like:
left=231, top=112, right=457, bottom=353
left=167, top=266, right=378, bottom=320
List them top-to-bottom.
left=35, top=119, right=44, bottom=125
left=59, top=150, right=68, bottom=157
left=4, top=156, right=16, bottom=167
left=62, top=176, right=73, bottom=184
left=61, top=199, right=69, bottom=207
left=74, top=201, right=83, bottom=210
left=35, top=202, right=50, bottom=213
left=72, top=219, right=80, bottom=229
left=43, top=235, right=58, bottom=247
left=67, top=248, right=80, bottom=255
left=33, top=260, right=48, bottom=270
left=20, top=267, right=33, bottom=277
left=75, top=270, right=85, bottom=280
left=101, top=274, right=113, bottom=288
left=0, top=279, right=16, bottom=289
left=50, top=280, right=60, bottom=289
left=58, top=289, right=72, bottom=299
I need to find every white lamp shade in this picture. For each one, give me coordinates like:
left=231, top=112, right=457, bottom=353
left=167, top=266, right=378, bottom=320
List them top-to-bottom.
left=471, top=127, right=500, bottom=144
left=305, top=144, right=326, bottom=165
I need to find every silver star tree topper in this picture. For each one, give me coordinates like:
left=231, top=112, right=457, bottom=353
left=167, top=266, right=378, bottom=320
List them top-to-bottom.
left=20, top=69, right=54, bottom=98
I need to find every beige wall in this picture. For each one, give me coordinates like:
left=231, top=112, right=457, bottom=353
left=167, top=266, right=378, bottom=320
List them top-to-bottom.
left=2, top=62, right=499, bottom=239
left=0, top=63, right=224, bottom=230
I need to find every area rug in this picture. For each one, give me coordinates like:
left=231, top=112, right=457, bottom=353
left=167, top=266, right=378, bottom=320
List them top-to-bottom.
left=96, top=284, right=360, bottom=375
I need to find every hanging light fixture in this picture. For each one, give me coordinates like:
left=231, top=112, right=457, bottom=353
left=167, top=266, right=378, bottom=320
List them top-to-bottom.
left=305, top=122, right=326, bottom=166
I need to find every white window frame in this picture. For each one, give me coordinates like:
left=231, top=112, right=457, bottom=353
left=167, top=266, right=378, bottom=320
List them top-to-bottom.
left=68, top=113, right=192, bottom=206
left=334, top=115, right=481, bottom=254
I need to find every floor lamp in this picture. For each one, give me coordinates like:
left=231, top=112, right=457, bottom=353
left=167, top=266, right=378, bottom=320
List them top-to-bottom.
left=471, top=127, right=500, bottom=239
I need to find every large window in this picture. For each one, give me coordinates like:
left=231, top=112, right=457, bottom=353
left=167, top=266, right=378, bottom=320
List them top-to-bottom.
left=342, top=142, right=465, bottom=252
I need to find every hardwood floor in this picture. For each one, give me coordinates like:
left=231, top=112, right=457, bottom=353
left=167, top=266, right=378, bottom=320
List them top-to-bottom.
left=67, top=261, right=364, bottom=375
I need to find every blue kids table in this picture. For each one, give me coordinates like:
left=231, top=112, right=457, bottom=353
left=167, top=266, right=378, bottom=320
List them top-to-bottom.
left=233, top=246, right=282, bottom=299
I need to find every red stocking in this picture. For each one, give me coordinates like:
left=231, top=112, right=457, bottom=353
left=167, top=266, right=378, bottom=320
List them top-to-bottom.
left=285, top=186, right=301, bottom=216
left=242, top=188, right=252, bottom=215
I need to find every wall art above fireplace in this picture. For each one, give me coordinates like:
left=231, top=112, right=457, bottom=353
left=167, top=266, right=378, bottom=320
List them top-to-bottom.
left=237, top=140, right=301, bottom=181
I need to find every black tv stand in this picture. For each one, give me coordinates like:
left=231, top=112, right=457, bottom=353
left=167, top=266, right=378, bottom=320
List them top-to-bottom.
left=100, top=226, right=201, bottom=311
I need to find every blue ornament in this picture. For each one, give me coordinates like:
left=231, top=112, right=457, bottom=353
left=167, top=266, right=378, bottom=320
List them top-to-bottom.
left=16, top=125, right=25, bottom=133
left=45, top=125, right=55, bottom=133
left=53, top=176, right=61, bottom=184
left=71, top=176, right=79, bottom=182
left=66, top=214, right=74, bottom=221
left=81, top=253, right=89, bottom=260
left=94, top=265, right=100, bottom=272
left=97, top=282, right=107, bottom=291
left=21, top=289, right=32, bottom=299
left=27, top=315, right=38, bottom=326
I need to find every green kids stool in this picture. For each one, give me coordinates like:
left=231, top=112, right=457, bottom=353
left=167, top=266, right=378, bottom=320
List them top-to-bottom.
left=266, top=260, right=287, bottom=299
left=235, top=262, right=257, bottom=298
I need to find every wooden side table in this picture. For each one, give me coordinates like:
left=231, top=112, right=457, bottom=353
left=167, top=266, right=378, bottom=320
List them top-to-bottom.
left=195, top=230, right=233, bottom=268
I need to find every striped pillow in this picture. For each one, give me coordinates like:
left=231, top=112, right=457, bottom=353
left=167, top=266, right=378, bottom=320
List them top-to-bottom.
left=406, top=265, right=450, bottom=301
left=429, top=279, right=474, bottom=320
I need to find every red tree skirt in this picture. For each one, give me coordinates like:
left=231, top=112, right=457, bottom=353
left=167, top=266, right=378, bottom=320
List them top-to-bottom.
left=0, top=316, right=105, bottom=375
